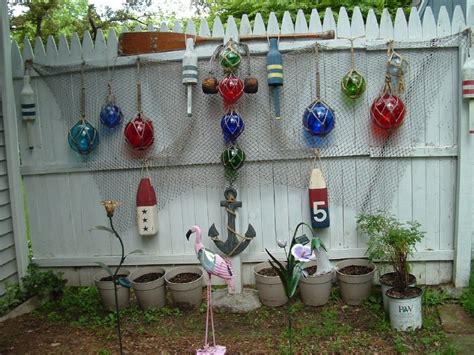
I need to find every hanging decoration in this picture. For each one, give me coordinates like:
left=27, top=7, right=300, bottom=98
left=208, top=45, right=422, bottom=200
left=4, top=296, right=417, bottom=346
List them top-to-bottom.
left=267, top=37, right=283, bottom=119
left=182, top=38, right=198, bottom=117
left=203, top=38, right=256, bottom=181
left=341, top=38, right=366, bottom=99
left=370, top=42, right=407, bottom=131
left=303, top=44, right=335, bottom=136
left=124, top=58, right=154, bottom=150
left=462, top=58, right=474, bottom=134
left=21, top=60, right=36, bottom=150
left=68, top=63, right=99, bottom=155
left=100, top=83, right=123, bottom=128
left=308, top=151, right=329, bottom=228
left=136, top=160, right=158, bottom=236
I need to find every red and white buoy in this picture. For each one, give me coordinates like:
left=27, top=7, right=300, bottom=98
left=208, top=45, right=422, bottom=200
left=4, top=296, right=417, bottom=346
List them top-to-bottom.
left=462, top=57, right=474, bottom=134
left=309, top=168, right=330, bottom=228
left=136, top=177, right=158, bottom=236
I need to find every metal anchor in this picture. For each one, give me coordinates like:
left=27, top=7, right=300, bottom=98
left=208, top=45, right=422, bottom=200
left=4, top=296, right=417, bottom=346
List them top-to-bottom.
left=208, top=187, right=256, bottom=257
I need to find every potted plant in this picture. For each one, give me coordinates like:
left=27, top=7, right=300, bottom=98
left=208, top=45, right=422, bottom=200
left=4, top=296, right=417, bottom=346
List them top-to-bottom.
left=357, top=212, right=424, bottom=331
left=265, top=222, right=324, bottom=354
left=299, top=245, right=334, bottom=307
left=336, top=258, right=376, bottom=305
left=254, top=261, right=288, bottom=307
left=130, top=266, right=166, bottom=310
left=164, top=266, right=203, bottom=309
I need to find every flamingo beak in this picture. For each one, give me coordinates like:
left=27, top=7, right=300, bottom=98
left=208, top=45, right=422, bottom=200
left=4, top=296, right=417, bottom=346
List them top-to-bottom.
left=186, top=229, right=192, bottom=240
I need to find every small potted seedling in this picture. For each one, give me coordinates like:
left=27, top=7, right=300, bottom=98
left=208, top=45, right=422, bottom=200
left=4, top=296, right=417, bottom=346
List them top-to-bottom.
left=357, top=212, right=424, bottom=331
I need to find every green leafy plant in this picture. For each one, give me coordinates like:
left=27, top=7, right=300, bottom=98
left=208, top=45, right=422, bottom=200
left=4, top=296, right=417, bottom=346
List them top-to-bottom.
left=357, top=213, right=424, bottom=290
left=265, top=222, right=325, bottom=354
left=460, top=262, right=474, bottom=316
left=0, top=263, right=66, bottom=316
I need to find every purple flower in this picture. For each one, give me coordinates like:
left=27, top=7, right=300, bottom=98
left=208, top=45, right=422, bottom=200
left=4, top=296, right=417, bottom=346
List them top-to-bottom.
left=291, top=244, right=316, bottom=262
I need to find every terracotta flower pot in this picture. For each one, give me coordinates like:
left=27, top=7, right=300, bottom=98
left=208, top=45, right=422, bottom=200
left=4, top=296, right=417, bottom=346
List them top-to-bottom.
left=336, top=259, right=375, bottom=305
left=254, top=261, right=288, bottom=307
left=300, top=261, right=334, bottom=306
left=130, top=266, right=166, bottom=310
left=164, top=266, right=203, bottom=309
left=93, top=269, right=131, bottom=311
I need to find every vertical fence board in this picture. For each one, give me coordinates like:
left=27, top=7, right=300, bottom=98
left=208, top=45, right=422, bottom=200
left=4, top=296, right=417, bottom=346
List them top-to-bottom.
left=451, top=5, right=466, bottom=34
left=437, top=6, right=452, bottom=37
left=337, top=7, right=351, bottom=38
left=351, top=7, right=365, bottom=39
left=408, top=7, right=423, bottom=40
left=422, top=7, right=437, bottom=40
left=322, top=8, right=336, bottom=34
left=380, top=8, right=394, bottom=39
left=394, top=8, right=409, bottom=41
left=295, top=9, right=308, bottom=34
left=309, top=9, right=323, bottom=33
left=365, top=9, right=379, bottom=40
left=281, top=11, right=294, bottom=35
left=267, top=12, right=280, bottom=35
left=253, top=13, right=266, bottom=35
left=239, top=14, right=252, bottom=36
left=225, top=16, right=238, bottom=42
left=212, top=17, right=224, bottom=37
left=199, top=19, right=211, bottom=36
left=186, top=20, right=196, bottom=35
left=173, top=21, right=183, bottom=33
left=159, top=22, right=168, bottom=32
left=93, top=29, right=107, bottom=61
left=106, top=29, right=118, bottom=62
left=81, top=31, right=94, bottom=62
left=70, top=32, right=82, bottom=63
left=57, top=35, right=70, bottom=65
left=46, top=36, right=58, bottom=66
left=23, top=38, right=34, bottom=62
left=10, top=41, right=23, bottom=78
left=274, top=185, right=289, bottom=246
left=246, top=186, right=263, bottom=254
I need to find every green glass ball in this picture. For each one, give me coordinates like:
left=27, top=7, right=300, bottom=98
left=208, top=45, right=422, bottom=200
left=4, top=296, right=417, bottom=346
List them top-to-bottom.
left=220, top=49, right=241, bottom=70
left=341, top=70, right=366, bottom=99
left=221, top=145, right=246, bottom=170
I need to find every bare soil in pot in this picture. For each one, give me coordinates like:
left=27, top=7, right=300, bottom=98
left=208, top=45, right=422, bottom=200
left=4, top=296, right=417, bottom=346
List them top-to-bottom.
left=338, top=265, right=374, bottom=275
left=256, top=267, right=279, bottom=277
left=133, top=272, right=164, bottom=283
left=380, top=272, right=416, bottom=287
left=169, top=273, right=201, bottom=283
left=99, top=274, right=128, bottom=282
left=386, top=287, right=422, bottom=299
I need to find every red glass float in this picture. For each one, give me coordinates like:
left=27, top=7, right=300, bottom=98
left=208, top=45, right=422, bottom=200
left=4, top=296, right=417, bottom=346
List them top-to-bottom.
left=218, top=75, right=244, bottom=105
left=370, top=93, right=406, bottom=131
left=124, top=113, right=154, bottom=150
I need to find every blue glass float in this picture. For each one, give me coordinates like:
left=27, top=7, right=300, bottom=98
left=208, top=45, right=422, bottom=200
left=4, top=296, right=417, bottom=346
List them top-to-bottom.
left=302, top=100, right=335, bottom=136
left=100, top=102, right=123, bottom=128
left=221, top=111, right=245, bottom=143
left=68, top=118, right=99, bottom=155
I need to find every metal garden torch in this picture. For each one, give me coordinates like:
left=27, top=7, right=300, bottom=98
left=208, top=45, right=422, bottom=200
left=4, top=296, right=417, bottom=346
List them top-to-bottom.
left=267, top=37, right=283, bottom=120
left=182, top=38, right=198, bottom=117
left=21, top=60, right=36, bottom=149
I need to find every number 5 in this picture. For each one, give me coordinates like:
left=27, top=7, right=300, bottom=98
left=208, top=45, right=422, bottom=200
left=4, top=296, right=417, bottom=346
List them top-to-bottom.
left=313, top=201, right=327, bottom=223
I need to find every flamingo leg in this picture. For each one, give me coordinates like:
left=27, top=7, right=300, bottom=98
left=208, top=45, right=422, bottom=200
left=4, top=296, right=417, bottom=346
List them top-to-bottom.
left=204, top=274, right=210, bottom=347
left=209, top=274, right=216, bottom=347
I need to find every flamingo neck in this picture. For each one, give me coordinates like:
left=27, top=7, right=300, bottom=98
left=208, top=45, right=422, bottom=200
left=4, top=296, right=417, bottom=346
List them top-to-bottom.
left=194, top=227, right=204, bottom=253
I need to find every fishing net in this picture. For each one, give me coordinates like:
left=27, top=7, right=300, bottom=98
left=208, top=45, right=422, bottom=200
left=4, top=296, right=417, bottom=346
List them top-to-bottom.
left=31, top=31, right=467, bottom=232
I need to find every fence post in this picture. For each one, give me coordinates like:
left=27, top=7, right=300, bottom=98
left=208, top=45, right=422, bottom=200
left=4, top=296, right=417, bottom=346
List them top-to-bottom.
left=0, top=2, right=29, bottom=277
left=454, top=5, right=474, bottom=286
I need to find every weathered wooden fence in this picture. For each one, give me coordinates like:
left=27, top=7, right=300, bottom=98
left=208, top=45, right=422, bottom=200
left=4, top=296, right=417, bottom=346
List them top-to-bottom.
left=6, top=5, right=473, bottom=287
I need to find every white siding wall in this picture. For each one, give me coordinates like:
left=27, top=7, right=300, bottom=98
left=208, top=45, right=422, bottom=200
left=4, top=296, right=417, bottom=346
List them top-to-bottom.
left=10, top=6, right=473, bottom=286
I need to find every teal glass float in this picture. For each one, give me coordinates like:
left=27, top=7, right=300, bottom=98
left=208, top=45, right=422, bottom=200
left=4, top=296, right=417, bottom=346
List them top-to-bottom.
left=341, top=69, right=366, bottom=99
left=302, top=100, right=335, bottom=136
left=68, top=118, right=99, bottom=155
left=221, top=145, right=246, bottom=170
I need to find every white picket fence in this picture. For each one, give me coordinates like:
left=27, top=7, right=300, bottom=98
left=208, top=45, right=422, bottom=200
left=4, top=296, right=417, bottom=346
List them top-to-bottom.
left=7, top=5, right=474, bottom=287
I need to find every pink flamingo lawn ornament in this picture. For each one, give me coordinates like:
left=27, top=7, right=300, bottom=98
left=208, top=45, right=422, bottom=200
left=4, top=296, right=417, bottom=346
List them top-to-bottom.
left=186, top=225, right=234, bottom=354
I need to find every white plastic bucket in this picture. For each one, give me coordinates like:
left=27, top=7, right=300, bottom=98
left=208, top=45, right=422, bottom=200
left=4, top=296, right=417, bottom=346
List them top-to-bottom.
left=380, top=272, right=416, bottom=314
left=386, top=287, right=423, bottom=331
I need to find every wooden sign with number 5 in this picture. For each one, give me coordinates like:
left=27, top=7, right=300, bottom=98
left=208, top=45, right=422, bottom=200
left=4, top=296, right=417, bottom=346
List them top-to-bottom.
left=309, top=168, right=330, bottom=228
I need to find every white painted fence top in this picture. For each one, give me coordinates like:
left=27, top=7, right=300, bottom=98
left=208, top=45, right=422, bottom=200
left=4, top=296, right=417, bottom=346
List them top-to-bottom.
left=9, top=5, right=470, bottom=76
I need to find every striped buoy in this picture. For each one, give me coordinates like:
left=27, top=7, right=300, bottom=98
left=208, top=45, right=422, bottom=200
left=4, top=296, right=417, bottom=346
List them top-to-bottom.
left=182, top=38, right=198, bottom=117
left=267, top=38, right=283, bottom=119
left=462, top=58, right=474, bottom=134
left=21, top=72, right=36, bottom=149
left=309, top=168, right=330, bottom=228
left=136, top=177, right=158, bottom=236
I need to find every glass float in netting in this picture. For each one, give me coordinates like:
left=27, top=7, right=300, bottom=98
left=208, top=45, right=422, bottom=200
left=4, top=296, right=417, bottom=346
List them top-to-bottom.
left=341, top=69, right=366, bottom=99
left=218, top=75, right=244, bottom=105
left=370, top=94, right=406, bottom=131
left=302, top=100, right=335, bottom=136
left=100, top=102, right=123, bottom=128
left=221, top=111, right=245, bottom=143
left=124, top=113, right=154, bottom=150
left=68, top=118, right=99, bottom=155
left=221, top=145, right=246, bottom=170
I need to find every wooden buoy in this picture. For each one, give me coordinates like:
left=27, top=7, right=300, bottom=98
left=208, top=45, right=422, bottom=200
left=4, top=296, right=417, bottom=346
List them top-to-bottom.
left=182, top=38, right=198, bottom=117
left=267, top=38, right=283, bottom=119
left=21, top=68, right=36, bottom=149
left=309, top=168, right=330, bottom=228
left=136, top=177, right=158, bottom=236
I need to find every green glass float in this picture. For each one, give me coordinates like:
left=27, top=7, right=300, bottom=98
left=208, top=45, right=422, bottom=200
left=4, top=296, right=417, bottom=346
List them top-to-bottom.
left=219, top=39, right=241, bottom=71
left=341, top=69, right=366, bottom=99
left=221, top=145, right=246, bottom=170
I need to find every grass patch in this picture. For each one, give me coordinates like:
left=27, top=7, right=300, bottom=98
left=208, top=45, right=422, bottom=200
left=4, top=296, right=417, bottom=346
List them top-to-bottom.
left=460, top=261, right=474, bottom=316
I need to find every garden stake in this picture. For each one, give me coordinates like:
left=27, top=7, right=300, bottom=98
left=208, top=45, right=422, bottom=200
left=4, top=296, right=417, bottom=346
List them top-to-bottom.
left=100, top=201, right=128, bottom=355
